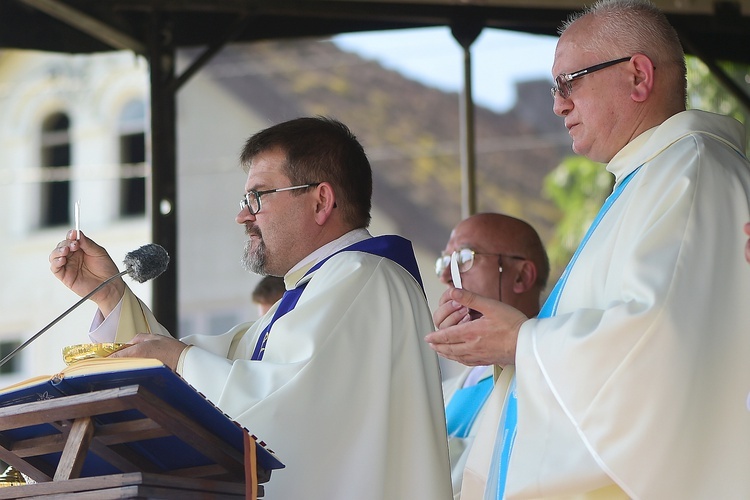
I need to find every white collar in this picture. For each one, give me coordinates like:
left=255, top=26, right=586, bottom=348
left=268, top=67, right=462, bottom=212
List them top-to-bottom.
left=284, top=228, right=372, bottom=288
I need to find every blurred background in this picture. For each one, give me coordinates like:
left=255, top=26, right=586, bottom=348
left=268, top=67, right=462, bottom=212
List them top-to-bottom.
left=0, top=12, right=748, bottom=390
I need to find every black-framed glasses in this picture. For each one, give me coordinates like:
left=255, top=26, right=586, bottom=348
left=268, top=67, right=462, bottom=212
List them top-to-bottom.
left=550, top=56, right=631, bottom=100
left=240, top=183, right=321, bottom=215
left=435, top=248, right=526, bottom=277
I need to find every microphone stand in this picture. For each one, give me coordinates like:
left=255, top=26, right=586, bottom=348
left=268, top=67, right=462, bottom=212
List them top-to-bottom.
left=0, top=270, right=128, bottom=368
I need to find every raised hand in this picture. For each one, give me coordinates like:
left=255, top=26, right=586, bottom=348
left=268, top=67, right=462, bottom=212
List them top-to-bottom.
left=49, top=230, right=125, bottom=315
left=426, top=287, right=528, bottom=367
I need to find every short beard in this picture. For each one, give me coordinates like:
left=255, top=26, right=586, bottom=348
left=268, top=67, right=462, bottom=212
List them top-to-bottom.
left=241, top=230, right=267, bottom=275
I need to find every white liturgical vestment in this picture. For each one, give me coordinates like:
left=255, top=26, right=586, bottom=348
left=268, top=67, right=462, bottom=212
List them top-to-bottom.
left=462, top=110, right=750, bottom=499
left=91, top=230, right=452, bottom=500
left=443, top=365, right=494, bottom=499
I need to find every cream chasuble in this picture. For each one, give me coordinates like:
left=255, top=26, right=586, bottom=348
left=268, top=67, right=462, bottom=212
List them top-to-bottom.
left=462, top=110, right=750, bottom=499
left=90, top=232, right=453, bottom=500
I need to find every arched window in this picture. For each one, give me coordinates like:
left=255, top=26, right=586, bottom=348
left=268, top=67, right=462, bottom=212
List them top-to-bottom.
left=119, top=99, right=146, bottom=217
left=40, top=112, right=71, bottom=227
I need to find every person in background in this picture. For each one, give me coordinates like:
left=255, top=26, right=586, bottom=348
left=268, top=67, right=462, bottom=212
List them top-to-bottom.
left=427, top=1, right=750, bottom=498
left=50, top=116, right=452, bottom=500
left=435, top=213, right=548, bottom=499
left=744, top=222, right=750, bottom=263
left=251, top=275, right=286, bottom=316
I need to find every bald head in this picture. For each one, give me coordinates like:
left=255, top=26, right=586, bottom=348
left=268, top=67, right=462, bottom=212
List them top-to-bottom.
left=438, top=213, right=549, bottom=317
left=458, top=214, right=549, bottom=286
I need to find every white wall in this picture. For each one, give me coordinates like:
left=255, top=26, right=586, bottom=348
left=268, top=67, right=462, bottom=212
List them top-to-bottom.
left=0, top=50, right=150, bottom=386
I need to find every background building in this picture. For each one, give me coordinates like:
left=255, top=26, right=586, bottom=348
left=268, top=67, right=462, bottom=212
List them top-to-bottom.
left=0, top=37, right=569, bottom=386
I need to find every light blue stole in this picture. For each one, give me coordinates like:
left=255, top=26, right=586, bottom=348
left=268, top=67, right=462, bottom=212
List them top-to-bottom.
left=488, top=167, right=641, bottom=499
left=446, top=374, right=494, bottom=438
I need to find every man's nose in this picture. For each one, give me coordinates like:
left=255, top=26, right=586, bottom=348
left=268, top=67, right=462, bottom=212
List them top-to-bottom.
left=552, top=92, right=572, bottom=117
left=236, top=205, right=256, bottom=224
left=439, top=264, right=452, bottom=286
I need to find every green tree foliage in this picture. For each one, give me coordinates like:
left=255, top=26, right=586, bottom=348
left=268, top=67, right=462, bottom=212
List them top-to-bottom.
left=686, top=56, right=750, bottom=150
left=686, top=57, right=749, bottom=125
left=542, top=156, right=613, bottom=269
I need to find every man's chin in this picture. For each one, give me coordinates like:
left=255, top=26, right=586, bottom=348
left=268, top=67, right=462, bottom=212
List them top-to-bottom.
left=241, top=247, right=266, bottom=275
left=242, top=260, right=265, bottom=274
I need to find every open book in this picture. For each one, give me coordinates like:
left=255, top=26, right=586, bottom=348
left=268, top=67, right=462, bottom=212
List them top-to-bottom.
left=0, top=356, right=162, bottom=395
left=0, top=357, right=284, bottom=481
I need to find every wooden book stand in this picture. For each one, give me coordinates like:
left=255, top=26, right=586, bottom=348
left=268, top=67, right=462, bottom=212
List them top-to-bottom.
left=0, top=384, right=274, bottom=498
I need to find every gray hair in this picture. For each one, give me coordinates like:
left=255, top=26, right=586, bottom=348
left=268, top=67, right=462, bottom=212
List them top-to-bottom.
left=560, top=0, right=687, bottom=103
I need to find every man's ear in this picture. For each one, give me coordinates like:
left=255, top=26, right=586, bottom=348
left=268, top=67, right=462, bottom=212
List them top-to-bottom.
left=630, top=53, right=655, bottom=103
left=313, top=182, right=336, bottom=225
left=512, top=260, right=538, bottom=294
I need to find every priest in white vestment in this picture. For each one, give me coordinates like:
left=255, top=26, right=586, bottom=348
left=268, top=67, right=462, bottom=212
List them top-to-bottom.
left=427, top=2, right=750, bottom=498
left=51, top=117, right=453, bottom=500
left=435, top=213, right=549, bottom=499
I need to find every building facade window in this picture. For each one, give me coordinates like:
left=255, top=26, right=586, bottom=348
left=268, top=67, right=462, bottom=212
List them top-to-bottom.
left=119, top=99, right=147, bottom=217
left=40, top=112, right=71, bottom=228
left=0, top=341, right=21, bottom=375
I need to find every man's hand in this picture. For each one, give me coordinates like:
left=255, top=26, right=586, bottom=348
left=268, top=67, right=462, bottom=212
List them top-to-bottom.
left=49, top=230, right=125, bottom=316
left=425, top=287, right=528, bottom=367
left=109, top=333, right=188, bottom=371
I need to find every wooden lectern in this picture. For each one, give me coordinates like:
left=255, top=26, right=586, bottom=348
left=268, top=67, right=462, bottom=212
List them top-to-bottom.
left=0, top=360, right=283, bottom=499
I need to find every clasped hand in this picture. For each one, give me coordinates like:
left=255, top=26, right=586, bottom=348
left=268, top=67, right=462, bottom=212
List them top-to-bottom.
left=425, top=287, right=528, bottom=367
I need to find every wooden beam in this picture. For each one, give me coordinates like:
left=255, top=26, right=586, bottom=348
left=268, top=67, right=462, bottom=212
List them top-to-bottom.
left=20, top=0, right=146, bottom=53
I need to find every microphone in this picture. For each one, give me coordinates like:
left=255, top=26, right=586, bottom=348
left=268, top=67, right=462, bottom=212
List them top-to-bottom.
left=0, top=243, right=170, bottom=368
left=122, top=243, right=170, bottom=283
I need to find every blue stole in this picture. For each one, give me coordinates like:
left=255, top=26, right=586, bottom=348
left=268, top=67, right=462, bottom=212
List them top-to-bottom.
left=489, top=167, right=641, bottom=499
left=251, top=235, right=423, bottom=361
left=446, top=374, right=494, bottom=438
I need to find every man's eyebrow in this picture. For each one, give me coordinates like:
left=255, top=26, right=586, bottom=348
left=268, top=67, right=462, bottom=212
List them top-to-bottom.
left=246, top=181, right=270, bottom=191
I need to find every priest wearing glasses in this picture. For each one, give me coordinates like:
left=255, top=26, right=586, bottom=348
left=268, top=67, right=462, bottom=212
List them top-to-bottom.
left=427, top=0, right=750, bottom=498
left=50, top=116, right=452, bottom=500
left=435, top=213, right=548, bottom=500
